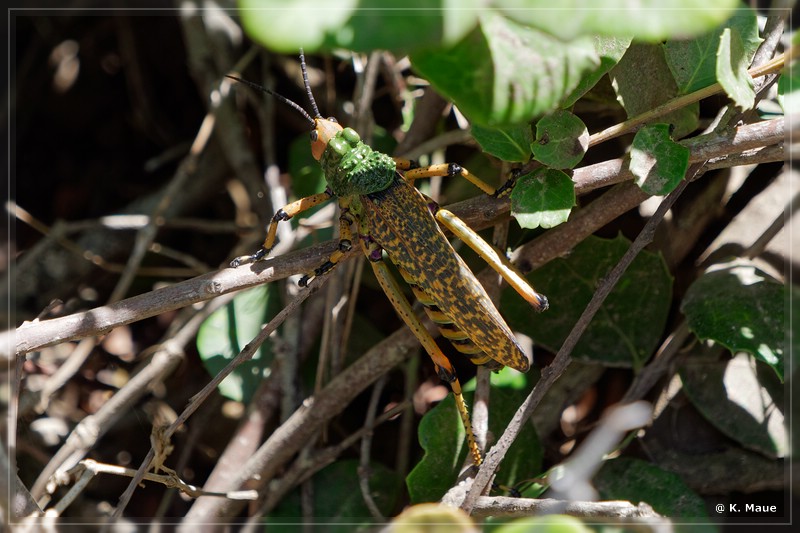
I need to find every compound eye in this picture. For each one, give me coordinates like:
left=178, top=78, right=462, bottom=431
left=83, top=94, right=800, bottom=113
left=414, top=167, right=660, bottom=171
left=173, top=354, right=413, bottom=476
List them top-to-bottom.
left=327, top=117, right=338, bottom=123
left=310, top=130, right=318, bottom=142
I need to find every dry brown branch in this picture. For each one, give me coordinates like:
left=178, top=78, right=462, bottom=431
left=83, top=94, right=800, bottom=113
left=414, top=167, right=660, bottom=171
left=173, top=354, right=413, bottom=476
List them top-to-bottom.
left=10, top=117, right=783, bottom=359
left=459, top=171, right=699, bottom=513
left=183, top=322, right=426, bottom=521
left=470, top=496, right=662, bottom=519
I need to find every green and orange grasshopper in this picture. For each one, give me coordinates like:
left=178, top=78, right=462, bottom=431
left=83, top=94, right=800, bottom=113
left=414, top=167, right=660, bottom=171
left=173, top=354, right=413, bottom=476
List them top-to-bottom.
left=229, top=52, right=548, bottom=465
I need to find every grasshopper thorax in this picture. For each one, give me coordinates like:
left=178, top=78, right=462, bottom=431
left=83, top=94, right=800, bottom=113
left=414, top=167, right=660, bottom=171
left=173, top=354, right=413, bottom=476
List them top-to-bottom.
left=317, top=124, right=397, bottom=197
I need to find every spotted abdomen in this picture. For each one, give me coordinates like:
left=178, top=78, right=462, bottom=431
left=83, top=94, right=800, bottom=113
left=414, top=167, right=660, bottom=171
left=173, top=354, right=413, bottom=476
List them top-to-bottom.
left=362, top=174, right=531, bottom=373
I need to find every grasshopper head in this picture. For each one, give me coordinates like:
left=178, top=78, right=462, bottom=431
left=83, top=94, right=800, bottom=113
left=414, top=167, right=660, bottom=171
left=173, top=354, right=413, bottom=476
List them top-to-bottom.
left=310, top=117, right=344, bottom=160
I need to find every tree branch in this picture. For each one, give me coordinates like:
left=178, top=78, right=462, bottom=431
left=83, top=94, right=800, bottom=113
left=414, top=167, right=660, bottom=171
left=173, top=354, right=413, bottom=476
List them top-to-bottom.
left=10, top=118, right=782, bottom=357
left=460, top=166, right=700, bottom=513
left=470, top=496, right=662, bottom=519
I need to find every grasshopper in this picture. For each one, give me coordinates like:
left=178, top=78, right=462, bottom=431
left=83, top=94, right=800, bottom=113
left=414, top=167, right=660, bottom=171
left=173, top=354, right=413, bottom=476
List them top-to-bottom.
left=228, top=53, right=548, bottom=465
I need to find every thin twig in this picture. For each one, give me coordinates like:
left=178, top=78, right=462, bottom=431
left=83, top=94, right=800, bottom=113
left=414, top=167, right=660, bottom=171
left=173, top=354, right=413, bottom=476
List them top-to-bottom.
left=587, top=51, right=786, bottom=147
left=394, top=88, right=449, bottom=156
left=11, top=117, right=782, bottom=358
left=108, top=138, right=209, bottom=304
left=460, top=165, right=701, bottom=513
left=744, top=191, right=798, bottom=260
left=9, top=202, right=204, bottom=277
left=11, top=240, right=338, bottom=355
left=112, top=262, right=342, bottom=519
left=30, top=295, right=230, bottom=499
left=182, top=319, right=427, bottom=521
left=621, top=321, right=692, bottom=404
left=31, top=337, right=95, bottom=414
left=396, top=354, right=419, bottom=486
left=359, top=375, right=388, bottom=520
left=153, top=395, right=224, bottom=520
left=251, top=401, right=410, bottom=521
left=51, top=459, right=257, bottom=515
left=470, top=496, right=663, bottom=519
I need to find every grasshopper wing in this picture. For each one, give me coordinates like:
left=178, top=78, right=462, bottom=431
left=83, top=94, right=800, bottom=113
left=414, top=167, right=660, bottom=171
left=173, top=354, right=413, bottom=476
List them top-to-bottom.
left=363, top=176, right=531, bottom=373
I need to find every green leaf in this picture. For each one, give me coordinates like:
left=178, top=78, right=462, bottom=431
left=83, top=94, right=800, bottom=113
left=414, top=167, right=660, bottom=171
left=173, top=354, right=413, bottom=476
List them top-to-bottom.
left=238, top=0, right=479, bottom=54
left=239, top=0, right=355, bottom=53
left=497, top=1, right=739, bottom=42
left=664, top=8, right=761, bottom=94
left=411, top=11, right=599, bottom=127
left=717, top=27, right=756, bottom=110
left=562, top=36, right=632, bottom=108
left=609, top=43, right=699, bottom=138
left=777, top=67, right=800, bottom=115
left=531, top=110, right=588, bottom=169
left=471, top=123, right=533, bottom=163
left=629, top=123, right=690, bottom=195
left=289, top=133, right=326, bottom=199
left=286, top=134, right=335, bottom=246
left=510, top=169, right=575, bottom=229
left=502, top=235, right=673, bottom=369
left=680, top=262, right=786, bottom=381
left=196, top=285, right=282, bottom=403
left=680, top=352, right=787, bottom=459
left=486, top=365, right=530, bottom=391
left=462, top=366, right=532, bottom=393
left=407, top=387, right=542, bottom=503
left=407, top=393, right=466, bottom=504
left=595, top=457, right=708, bottom=518
left=267, top=459, right=400, bottom=530
left=391, top=504, right=476, bottom=530
left=493, top=514, right=592, bottom=533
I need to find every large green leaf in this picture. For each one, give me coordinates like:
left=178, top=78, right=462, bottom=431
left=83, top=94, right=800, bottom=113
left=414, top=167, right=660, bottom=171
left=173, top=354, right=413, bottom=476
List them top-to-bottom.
left=238, top=0, right=480, bottom=54
left=239, top=1, right=738, bottom=53
left=498, top=1, right=739, bottom=42
left=664, top=7, right=761, bottom=94
left=411, top=11, right=599, bottom=127
left=717, top=26, right=756, bottom=110
left=562, top=36, right=632, bottom=107
left=609, top=43, right=699, bottom=139
left=502, top=235, right=672, bottom=369
left=680, top=262, right=786, bottom=381
left=196, top=285, right=283, bottom=403
left=680, top=352, right=787, bottom=459
left=407, top=386, right=542, bottom=503
left=406, top=393, right=467, bottom=504
left=595, top=457, right=708, bottom=518
left=267, top=459, right=400, bottom=530
left=492, top=515, right=593, bottom=533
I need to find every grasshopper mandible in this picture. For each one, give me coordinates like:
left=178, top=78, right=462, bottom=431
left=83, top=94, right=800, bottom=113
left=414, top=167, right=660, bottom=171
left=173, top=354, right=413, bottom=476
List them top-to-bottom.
left=228, top=52, right=548, bottom=465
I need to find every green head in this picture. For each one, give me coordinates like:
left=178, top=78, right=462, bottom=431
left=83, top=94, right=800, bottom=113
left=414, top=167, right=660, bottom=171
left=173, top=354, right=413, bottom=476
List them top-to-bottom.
left=228, top=51, right=396, bottom=197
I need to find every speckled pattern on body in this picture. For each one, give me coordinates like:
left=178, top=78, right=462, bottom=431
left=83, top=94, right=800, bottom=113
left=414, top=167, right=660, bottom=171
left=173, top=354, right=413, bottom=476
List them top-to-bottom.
left=363, top=175, right=531, bottom=373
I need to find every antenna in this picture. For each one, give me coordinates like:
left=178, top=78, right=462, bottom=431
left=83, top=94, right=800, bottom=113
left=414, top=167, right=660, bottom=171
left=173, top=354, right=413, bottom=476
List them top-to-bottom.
left=299, top=49, right=322, bottom=119
left=226, top=73, right=315, bottom=128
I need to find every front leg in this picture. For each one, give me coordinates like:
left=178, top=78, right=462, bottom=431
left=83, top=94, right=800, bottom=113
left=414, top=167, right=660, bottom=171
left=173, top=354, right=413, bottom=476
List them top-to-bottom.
left=394, top=158, right=497, bottom=196
left=230, top=190, right=334, bottom=267
left=298, top=199, right=356, bottom=286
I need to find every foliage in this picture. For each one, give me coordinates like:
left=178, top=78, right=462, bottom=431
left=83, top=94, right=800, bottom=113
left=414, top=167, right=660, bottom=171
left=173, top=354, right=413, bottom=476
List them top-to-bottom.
left=14, top=3, right=789, bottom=527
